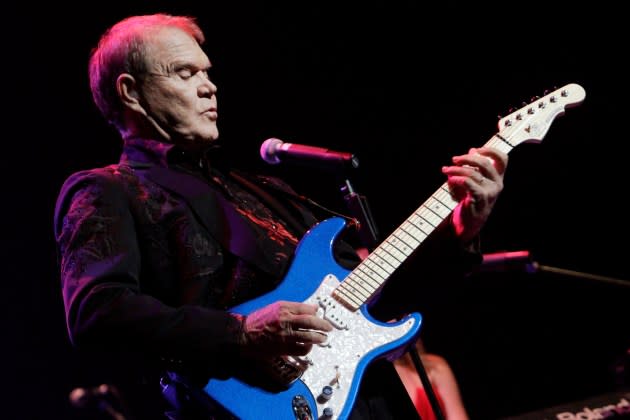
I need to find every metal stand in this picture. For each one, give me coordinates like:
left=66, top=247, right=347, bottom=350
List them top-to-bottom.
left=340, top=179, right=379, bottom=250
left=478, top=250, right=629, bottom=288
left=532, top=263, right=630, bottom=288
left=409, top=347, right=446, bottom=420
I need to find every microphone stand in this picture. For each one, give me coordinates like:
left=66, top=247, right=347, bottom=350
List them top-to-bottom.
left=339, top=177, right=445, bottom=420
left=340, top=179, right=379, bottom=250
left=480, top=253, right=630, bottom=391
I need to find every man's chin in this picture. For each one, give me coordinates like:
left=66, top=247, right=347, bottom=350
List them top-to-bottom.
left=200, top=129, right=219, bottom=144
left=188, top=130, right=219, bottom=144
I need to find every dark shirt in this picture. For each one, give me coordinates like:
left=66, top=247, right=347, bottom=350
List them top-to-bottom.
left=54, top=137, right=480, bottom=419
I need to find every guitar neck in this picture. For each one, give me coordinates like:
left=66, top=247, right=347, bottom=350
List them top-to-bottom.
left=331, top=83, right=586, bottom=310
left=332, top=136, right=514, bottom=310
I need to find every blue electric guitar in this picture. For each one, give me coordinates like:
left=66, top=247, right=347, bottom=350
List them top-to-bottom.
left=202, top=83, right=586, bottom=419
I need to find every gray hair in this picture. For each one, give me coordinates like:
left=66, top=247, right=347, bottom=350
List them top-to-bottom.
left=88, top=14, right=205, bottom=130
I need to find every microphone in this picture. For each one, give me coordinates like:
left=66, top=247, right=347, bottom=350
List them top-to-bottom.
left=260, top=138, right=359, bottom=172
left=477, top=250, right=537, bottom=273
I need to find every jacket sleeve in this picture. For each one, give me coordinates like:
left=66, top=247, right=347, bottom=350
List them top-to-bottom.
left=54, top=169, right=243, bottom=372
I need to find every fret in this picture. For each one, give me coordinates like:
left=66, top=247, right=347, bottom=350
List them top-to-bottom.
left=400, top=221, right=428, bottom=243
left=357, top=260, right=389, bottom=282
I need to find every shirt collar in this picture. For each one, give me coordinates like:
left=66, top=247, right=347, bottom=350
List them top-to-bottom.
left=119, top=137, right=219, bottom=170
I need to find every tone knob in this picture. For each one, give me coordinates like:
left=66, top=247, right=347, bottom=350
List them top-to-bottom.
left=320, top=385, right=333, bottom=401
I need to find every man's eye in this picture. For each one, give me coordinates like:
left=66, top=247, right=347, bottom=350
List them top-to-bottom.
left=177, top=69, right=193, bottom=79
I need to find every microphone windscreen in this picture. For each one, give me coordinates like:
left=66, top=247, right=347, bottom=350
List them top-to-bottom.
left=260, top=138, right=283, bottom=164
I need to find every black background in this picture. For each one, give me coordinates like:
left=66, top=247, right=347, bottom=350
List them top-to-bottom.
left=4, top=2, right=629, bottom=419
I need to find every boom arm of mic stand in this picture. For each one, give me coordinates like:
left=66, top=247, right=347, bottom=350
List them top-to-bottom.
left=532, top=263, right=630, bottom=289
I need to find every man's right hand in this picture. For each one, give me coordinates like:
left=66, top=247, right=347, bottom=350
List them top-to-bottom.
left=238, top=301, right=333, bottom=358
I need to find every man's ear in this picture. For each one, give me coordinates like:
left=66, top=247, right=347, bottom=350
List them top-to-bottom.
left=116, top=73, right=146, bottom=115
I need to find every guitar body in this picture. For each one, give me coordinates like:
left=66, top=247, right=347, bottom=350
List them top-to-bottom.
left=204, top=217, right=423, bottom=420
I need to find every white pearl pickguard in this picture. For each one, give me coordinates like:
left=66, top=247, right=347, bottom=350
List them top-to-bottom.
left=299, top=274, right=417, bottom=419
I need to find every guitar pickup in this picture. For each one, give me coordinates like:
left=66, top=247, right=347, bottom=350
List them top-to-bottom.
left=318, top=295, right=350, bottom=330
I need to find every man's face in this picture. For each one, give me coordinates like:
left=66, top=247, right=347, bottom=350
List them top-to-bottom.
left=137, top=27, right=219, bottom=148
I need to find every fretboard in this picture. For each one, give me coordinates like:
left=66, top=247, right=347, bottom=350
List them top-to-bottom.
left=332, top=136, right=514, bottom=310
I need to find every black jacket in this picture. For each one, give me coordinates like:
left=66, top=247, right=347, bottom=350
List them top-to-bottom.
left=54, top=137, right=480, bottom=419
